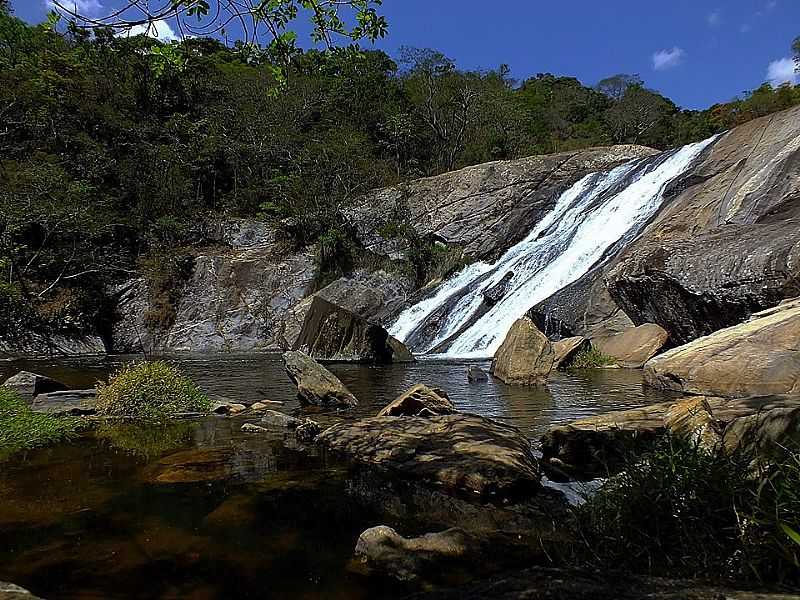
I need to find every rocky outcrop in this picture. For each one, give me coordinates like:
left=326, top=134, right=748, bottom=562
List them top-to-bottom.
left=606, top=106, right=800, bottom=344
left=352, top=145, right=658, bottom=262
left=293, top=296, right=413, bottom=363
left=643, top=299, right=800, bottom=397
left=490, top=318, right=554, bottom=385
left=591, top=323, right=669, bottom=368
left=283, top=351, right=358, bottom=408
left=2, top=371, right=69, bottom=399
left=376, top=384, right=455, bottom=417
left=541, top=395, right=800, bottom=479
left=317, top=413, right=540, bottom=496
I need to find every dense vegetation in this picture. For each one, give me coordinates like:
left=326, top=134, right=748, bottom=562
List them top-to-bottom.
left=1, top=3, right=799, bottom=344
left=96, top=361, right=210, bottom=419
left=0, top=387, right=81, bottom=460
left=574, top=436, right=800, bottom=586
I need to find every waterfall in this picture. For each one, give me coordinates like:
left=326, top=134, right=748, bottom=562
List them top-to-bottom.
left=389, top=136, right=717, bottom=359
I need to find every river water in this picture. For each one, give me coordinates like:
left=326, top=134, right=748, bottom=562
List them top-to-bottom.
left=0, top=354, right=674, bottom=599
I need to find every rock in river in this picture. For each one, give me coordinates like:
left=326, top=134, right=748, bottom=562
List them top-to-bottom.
left=293, top=296, right=413, bottom=363
left=644, top=298, right=800, bottom=397
left=490, top=318, right=554, bottom=385
left=591, top=323, right=669, bottom=368
left=283, top=351, right=358, bottom=408
left=2, top=371, right=69, bottom=399
left=376, top=384, right=455, bottom=417
left=317, top=413, right=540, bottom=496
left=0, top=582, right=45, bottom=599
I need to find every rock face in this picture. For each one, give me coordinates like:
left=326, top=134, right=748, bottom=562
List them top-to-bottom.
left=606, top=106, right=800, bottom=345
left=352, top=145, right=658, bottom=262
left=293, top=296, right=413, bottom=363
left=644, top=299, right=800, bottom=397
left=490, top=318, right=555, bottom=385
left=591, top=323, right=669, bottom=368
left=283, top=351, right=358, bottom=408
left=2, top=371, right=69, bottom=399
left=376, top=384, right=455, bottom=417
left=541, top=395, right=800, bottom=478
left=317, top=413, right=540, bottom=496
left=354, top=526, right=473, bottom=582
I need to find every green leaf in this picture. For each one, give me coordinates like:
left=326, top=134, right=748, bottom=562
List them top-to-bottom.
left=781, top=523, right=800, bottom=547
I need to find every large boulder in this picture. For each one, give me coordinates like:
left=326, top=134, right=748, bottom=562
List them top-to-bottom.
left=606, top=106, right=800, bottom=345
left=351, top=145, right=658, bottom=262
left=293, top=296, right=413, bottom=363
left=643, top=299, right=800, bottom=397
left=490, top=318, right=554, bottom=385
left=590, top=323, right=669, bottom=368
left=552, top=336, right=589, bottom=369
left=283, top=351, right=358, bottom=408
left=2, top=371, right=69, bottom=399
left=376, top=384, right=455, bottom=417
left=317, top=413, right=540, bottom=496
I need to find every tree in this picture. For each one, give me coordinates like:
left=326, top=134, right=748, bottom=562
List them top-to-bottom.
left=0, top=0, right=10, bottom=15
left=48, top=0, right=387, bottom=73
left=794, top=37, right=800, bottom=70
left=596, top=74, right=643, bottom=102
left=604, top=85, right=674, bottom=145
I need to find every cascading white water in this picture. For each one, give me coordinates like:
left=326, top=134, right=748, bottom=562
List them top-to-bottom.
left=389, top=136, right=717, bottom=359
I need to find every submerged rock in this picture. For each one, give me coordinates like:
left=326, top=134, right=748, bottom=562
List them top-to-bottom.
left=294, top=296, right=413, bottom=363
left=644, top=299, right=800, bottom=397
left=490, top=318, right=554, bottom=385
left=590, top=323, right=669, bottom=368
left=283, top=351, right=358, bottom=408
left=2, top=371, right=69, bottom=399
left=376, top=384, right=455, bottom=417
left=317, top=414, right=540, bottom=496
left=354, top=526, right=474, bottom=582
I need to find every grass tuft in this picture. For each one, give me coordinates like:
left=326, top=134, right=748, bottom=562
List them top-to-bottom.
left=566, top=346, right=618, bottom=369
left=96, top=361, right=210, bottom=421
left=0, top=388, right=81, bottom=460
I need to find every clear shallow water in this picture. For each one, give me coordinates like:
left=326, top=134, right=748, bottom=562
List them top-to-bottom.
left=0, top=355, right=674, bottom=599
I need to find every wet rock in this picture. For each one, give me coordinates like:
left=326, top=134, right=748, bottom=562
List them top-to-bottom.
left=352, top=145, right=658, bottom=261
left=482, top=271, right=515, bottom=307
left=294, top=296, right=413, bottom=363
left=644, top=299, right=800, bottom=397
left=490, top=318, right=554, bottom=385
left=591, top=323, right=669, bottom=368
left=552, top=336, right=588, bottom=369
left=283, top=351, right=358, bottom=408
left=467, top=366, right=488, bottom=383
left=2, top=371, right=69, bottom=399
left=376, top=384, right=455, bottom=417
left=31, top=390, right=97, bottom=416
left=210, top=401, right=247, bottom=416
left=250, top=401, right=284, bottom=411
left=261, top=410, right=302, bottom=429
left=317, top=414, right=540, bottom=496
left=295, top=420, right=321, bottom=443
left=241, top=423, right=270, bottom=434
left=354, top=526, right=474, bottom=582
left=0, top=582, right=45, bottom=599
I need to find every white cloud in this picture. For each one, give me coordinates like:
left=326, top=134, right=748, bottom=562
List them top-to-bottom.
left=45, top=0, right=104, bottom=15
left=707, top=10, right=721, bottom=27
left=126, top=20, right=181, bottom=42
left=740, top=24, right=752, bottom=34
left=652, top=47, right=686, bottom=71
left=766, top=57, right=798, bottom=86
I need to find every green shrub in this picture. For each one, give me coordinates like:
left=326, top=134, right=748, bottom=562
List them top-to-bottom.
left=566, top=346, right=617, bottom=369
left=96, top=361, right=210, bottom=421
left=0, top=388, right=81, bottom=460
left=573, top=435, right=800, bottom=585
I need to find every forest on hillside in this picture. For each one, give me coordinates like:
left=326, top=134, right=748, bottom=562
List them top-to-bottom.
left=1, top=1, right=799, bottom=344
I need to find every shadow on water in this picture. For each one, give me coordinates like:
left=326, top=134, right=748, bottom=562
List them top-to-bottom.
left=0, top=354, right=674, bottom=599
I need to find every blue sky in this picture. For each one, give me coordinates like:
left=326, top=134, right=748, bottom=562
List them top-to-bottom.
left=10, top=0, right=800, bottom=109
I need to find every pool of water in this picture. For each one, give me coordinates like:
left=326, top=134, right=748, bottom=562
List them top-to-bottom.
left=0, top=354, right=675, bottom=599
